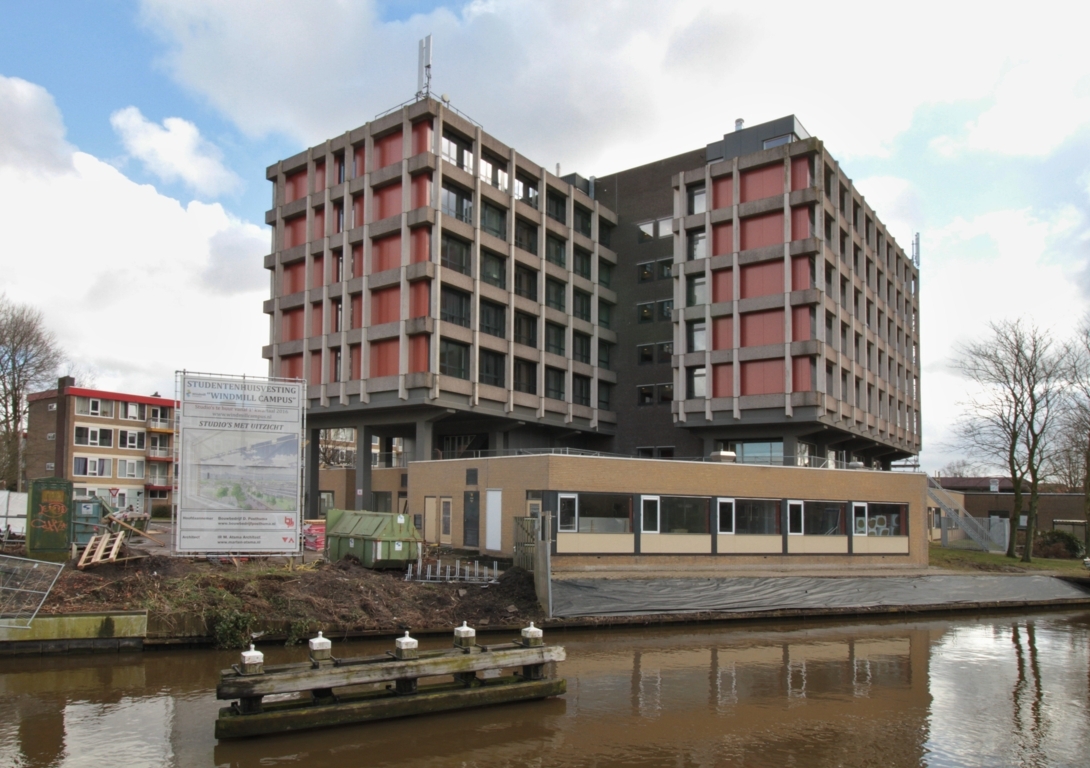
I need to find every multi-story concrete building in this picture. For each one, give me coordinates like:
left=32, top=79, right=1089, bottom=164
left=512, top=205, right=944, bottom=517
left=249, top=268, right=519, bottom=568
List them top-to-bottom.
left=261, top=104, right=919, bottom=518
left=25, top=377, right=176, bottom=512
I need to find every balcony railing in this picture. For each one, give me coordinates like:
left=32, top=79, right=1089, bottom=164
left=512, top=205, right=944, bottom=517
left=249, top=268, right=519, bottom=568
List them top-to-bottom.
left=148, top=418, right=172, bottom=429
left=147, top=447, right=171, bottom=458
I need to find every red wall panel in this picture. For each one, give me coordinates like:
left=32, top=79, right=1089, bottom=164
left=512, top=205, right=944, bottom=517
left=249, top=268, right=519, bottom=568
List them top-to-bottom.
left=412, top=120, right=432, bottom=155
left=374, top=132, right=403, bottom=170
left=354, top=145, right=366, bottom=177
left=791, top=156, right=811, bottom=191
left=313, top=161, right=325, bottom=193
left=740, top=164, right=783, bottom=203
left=285, top=170, right=307, bottom=203
left=411, top=173, right=431, bottom=209
left=712, top=176, right=733, bottom=209
left=374, top=182, right=402, bottom=221
left=352, top=194, right=364, bottom=229
left=791, top=205, right=811, bottom=240
left=312, top=207, right=325, bottom=241
left=740, top=211, right=784, bottom=251
left=284, top=216, right=307, bottom=248
left=712, top=222, right=734, bottom=256
left=411, top=226, right=431, bottom=264
left=372, top=234, right=401, bottom=273
left=352, top=244, right=364, bottom=278
left=311, top=255, right=324, bottom=287
left=791, top=256, right=811, bottom=290
left=739, top=260, right=783, bottom=299
left=283, top=261, right=306, bottom=294
left=711, top=268, right=733, bottom=303
left=409, top=281, right=430, bottom=318
left=371, top=286, right=400, bottom=325
left=350, top=294, right=363, bottom=329
left=310, top=302, right=324, bottom=336
left=791, top=305, right=811, bottom=342
left=281, top=308, right=304, bottom=341
left=740, top=309, right=785, bottom=347
left=712, top=316, right=733, bottom=350
left=409, top=335, right=429, bottom=373
left=370, top=338, right=399, bottom=377
left=350, top=344, right=362, bottom=380
left=329, top=350, right=340, bottom=382
left=309, top=351, right=322, bottom=385
left=281, top=353, right=304, bottom=380
left=792, top=356, right=813, bottom=391
left=741, top=358, right=784, bottom=395
left=712, top=363, right=733, bottom=398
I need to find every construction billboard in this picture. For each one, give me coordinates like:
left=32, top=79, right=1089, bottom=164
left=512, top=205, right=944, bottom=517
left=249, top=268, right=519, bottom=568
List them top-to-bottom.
left=175, top=373, right=303, bottom=554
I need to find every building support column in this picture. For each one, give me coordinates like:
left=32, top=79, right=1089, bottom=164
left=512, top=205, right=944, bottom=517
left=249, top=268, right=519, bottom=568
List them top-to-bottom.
left=414, top=419, right=434, bottom=462
left=355, top=425, right=374, bottom=510
left=305, top=427, right=321, bottom=519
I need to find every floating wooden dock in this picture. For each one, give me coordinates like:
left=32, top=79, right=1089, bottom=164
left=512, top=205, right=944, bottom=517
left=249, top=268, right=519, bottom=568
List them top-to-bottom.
left=215, top=623, right=565, bottom=739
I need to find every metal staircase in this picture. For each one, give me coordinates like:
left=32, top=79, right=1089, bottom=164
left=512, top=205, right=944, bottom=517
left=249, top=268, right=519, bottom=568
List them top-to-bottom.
left=927, top=477, right=1006, bottom=552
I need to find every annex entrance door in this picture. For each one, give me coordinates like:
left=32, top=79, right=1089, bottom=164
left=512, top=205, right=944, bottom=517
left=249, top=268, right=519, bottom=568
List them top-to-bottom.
left=464, top=491, right=480, bottom=548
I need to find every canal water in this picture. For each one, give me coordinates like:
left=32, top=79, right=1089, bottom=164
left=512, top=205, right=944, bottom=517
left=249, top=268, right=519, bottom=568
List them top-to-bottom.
left=2, top=610, right=1089, bottom=767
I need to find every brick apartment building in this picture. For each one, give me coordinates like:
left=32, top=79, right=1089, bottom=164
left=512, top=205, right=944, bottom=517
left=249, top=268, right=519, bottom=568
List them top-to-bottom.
left=259, top=100, right=920, bottom=518
left=25, top=377, right=176, bottom=513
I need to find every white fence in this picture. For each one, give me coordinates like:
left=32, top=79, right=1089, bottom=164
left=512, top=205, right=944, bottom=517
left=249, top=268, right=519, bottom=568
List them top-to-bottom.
left=0, top=491, right=27, bottom=539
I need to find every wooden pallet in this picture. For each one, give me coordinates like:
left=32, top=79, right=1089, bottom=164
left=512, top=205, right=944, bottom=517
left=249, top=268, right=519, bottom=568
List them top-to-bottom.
left=77, top=531, right=127, bottom=569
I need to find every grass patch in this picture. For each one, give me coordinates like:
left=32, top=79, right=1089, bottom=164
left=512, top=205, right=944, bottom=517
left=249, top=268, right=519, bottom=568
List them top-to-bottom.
left=929, top=543, right=1087, bottom=574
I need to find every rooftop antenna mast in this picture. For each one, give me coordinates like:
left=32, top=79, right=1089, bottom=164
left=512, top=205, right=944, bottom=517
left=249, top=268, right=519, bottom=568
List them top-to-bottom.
left=416, top=35, right=432, bottom=101
left=912, top=232, right=920, bottom=267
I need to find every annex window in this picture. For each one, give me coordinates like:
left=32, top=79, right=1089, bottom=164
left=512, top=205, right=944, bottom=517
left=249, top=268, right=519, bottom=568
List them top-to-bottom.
left=440, top=182, right=473, bottom=224
left=481, top=202, right=507, bottom=240
left=574, top=206, right=592, bottom=238
left=515, top=219, right=538, bottom=254
left=441, top=233, right=471, bottom=275
left=545, top=235, right=566, bottom=268
left=481, top=250, right=506, bottom=288
left=515, top=264, right=538, bottom=301
left=545, top=278, right=566, bottom=311
left=440, top=287, right=471, bottom=328
left=479, top=300, right=506, bottom=339
left=514, top=312, right=538, bottom=348
left=545, top=322, right=566, bottom=355
left=572, top=332, right=591, bottom=364
left=439, top=340, right=470, bottom=379
left=478, top=349, right=505, bottom=387
left=514, top=358, right=537, bottom=394
left=545, top=367, right=565, bottom=400
left=572, top=374, right=591, bottom=406
left=558, top=493, right=578, bottom=532
left=565, top=493, right=631, bottom=533
left=641, top=495, right=660, bottom=533
left=660, top=496, right=710, bottom=534
left=717, top=498, right=735, bottom=534
left=735, top=499, right=781, bottom=534
left=803, top=501, right=847, bottom=535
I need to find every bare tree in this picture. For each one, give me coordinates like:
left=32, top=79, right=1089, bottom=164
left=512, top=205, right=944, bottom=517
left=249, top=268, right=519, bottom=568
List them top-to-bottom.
left=0, top=295, right=64, bottom=490
left=1062, top=318, right=1090, bottom=551
left=952, top=319, right=1066, bottom=561
left=318, top=427, right=356, bottom=468
left=934, top=458, right=981, bottom=478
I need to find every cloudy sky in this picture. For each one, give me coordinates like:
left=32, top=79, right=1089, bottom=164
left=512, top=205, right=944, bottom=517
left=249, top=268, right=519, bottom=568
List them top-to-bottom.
left=2, top=0, right=1089, bottom=471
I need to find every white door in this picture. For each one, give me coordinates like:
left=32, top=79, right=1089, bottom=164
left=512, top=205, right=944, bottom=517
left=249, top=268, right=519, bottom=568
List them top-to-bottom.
left=485, top=489, right=502, bottom=552
left=641, top=495, right=660, bottom=533
left=424, top=496, right=436, bottom=543
left=440, top=497, right=452, bottom=545
left=788, top=500, right=804, bottom=535
left=853, top=503, right=868, bottom=536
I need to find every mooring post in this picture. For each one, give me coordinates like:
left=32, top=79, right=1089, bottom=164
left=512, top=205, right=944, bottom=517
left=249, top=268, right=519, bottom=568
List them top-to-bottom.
left=453, top=621, right=479, bottom=686
left=519, top=623, right=545, bottom=680
left=308, top=631, right=336, bottom=702
left=394, top=631, right=419, bottom=694
left=237, top=644, right=265, bottom=713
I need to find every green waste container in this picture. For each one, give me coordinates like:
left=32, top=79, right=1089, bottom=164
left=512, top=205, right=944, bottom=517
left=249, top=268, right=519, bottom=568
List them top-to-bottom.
left=325, top=509, right=421, bottom=568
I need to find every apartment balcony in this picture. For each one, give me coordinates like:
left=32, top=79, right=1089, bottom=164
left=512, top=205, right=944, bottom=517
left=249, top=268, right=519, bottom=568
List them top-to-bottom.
left=147, top=417, right=173, bottom=432
left=146, top=447, right=173, bottom=460
left=144, top=478, right=172, bottom=490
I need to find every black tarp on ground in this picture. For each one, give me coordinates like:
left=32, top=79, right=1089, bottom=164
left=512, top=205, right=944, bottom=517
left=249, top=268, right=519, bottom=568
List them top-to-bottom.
left=549, top=575, right=1090, bottom=618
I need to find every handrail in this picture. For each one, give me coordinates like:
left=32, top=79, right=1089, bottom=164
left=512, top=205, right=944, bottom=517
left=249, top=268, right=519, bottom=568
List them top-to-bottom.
left=927, top=477, right=1005, bottom=551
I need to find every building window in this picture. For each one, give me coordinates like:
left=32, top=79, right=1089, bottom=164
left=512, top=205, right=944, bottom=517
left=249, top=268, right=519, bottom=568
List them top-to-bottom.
left=441, top=130, right=474, bottom=173
left=480, top=152, right=509, bottom=193
left=515, top=175, right=538, bottom=209
left=440, top=182, right=473, bottom=224
left=688, top=184, right=706, bottom=215
left=546, top=192, right=566, bottom=224
left=481, top=203, right=507, bottom=240
left=574, top=206, right=592, bottom=238
left=658, top=217, right=672, bottom=238
left=515, top=219, right=538, bottom=254
left=638, top=221, right=655, bottom=243
left=687, top=229, right=707, bottom=260
left=441, top=233, right=471, bottom=275
left=545, top=235, right=566, bottom=268
left=573, top=248, right=591, bottom=279
left=481, top=250, right=506, bottom=288
left=658, top=259, right=673, bottom=279
left=598, top=260, right=613, bottom=288
left=638, top=262, right=655, bottom=282
left=515, top=264, right=538, bottom=300
left=686, top=276, right=707, bottom=306
left=545, top=278, right=566, bottom=311
left=440, top=287, right=471, bottom=327
left=572, top=290, right=591, bottom=321
left=658, top=299, right=674, bottom=321
left=598, top=300, right=613, bottom=329
left=479, top=301, right=506, bottom=339
left=638, top=303, right=654, bottom=323
left=514, top=312, right=538, bottom=348
left=687, top=320, right=707, bottom=352
left=545, top=323, right=566, bottom=355
left=573, top=332, right=591, bottom=364
left=439, top=340, right=470, bottom=379
left=598, top=341, right=613, bottom=370
left=657, top=341, right=674, bottom=363
left=637, top=344, right=654, bottom=364
left=479, top=349, right=505, bottom=387
left=514, top=358, right=537, bottom=394
left=687, top=366, right=706, bottom=399
left=545, top=367, right=565, bottom=400
left=572, top=375, right=591, bottom=406
left=598, top=381, right=613, bottom=410
left=657, top=383, right=674, bottom=404
left=637, top=385, right=654, bottom=406
left=76, top=397, right=113, bottom=418
left=47, top=403, right=57, bottom=412
left=75, top=427, right=113, bottom=447
left=118, top=430, right=145, bottom=450
left=46, top=432, right=55, bottom=441
left=726, top=441, right=784, bottom=465
left=636, top=447, right=654, bottom=458
left=73, top=457, right=111, bottom=477
left=117, top=459, right=145, bottom=479
left=735, top=499, right=781, bottom=534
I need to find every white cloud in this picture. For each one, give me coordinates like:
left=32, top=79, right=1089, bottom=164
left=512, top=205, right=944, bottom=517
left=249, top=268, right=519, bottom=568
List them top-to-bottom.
left=0, top=74, right=75, bottom=174
left=0, top=96, right=268, bottom=396
left=110, top=105, right=241, bottom=196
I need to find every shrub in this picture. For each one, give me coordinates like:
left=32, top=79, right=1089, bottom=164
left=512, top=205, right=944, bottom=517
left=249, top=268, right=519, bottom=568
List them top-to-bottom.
left=151, top=504, right=172, bottom=519
left=1032, top=529, right=1084, bottom=559
left=208, top=607, right=256, bottom=649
